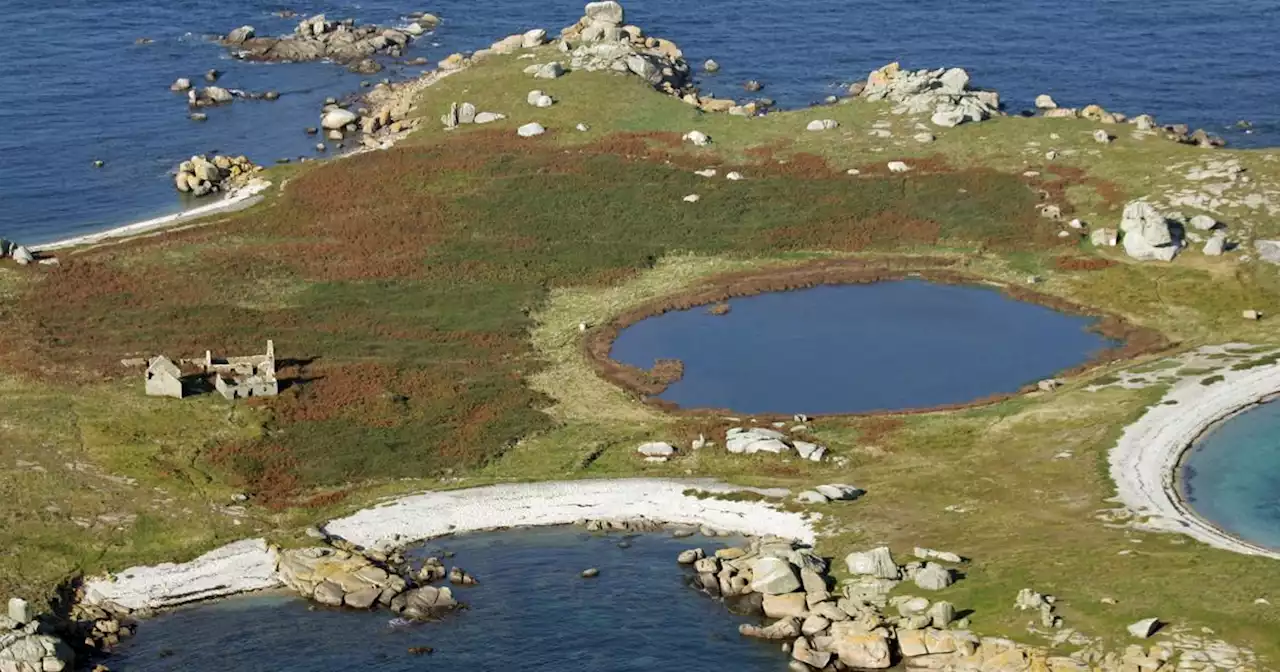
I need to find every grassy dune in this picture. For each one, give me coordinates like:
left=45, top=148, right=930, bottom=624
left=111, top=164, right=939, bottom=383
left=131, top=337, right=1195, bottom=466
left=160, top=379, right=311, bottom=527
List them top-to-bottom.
left=1, top=47, right=1279, bottom=658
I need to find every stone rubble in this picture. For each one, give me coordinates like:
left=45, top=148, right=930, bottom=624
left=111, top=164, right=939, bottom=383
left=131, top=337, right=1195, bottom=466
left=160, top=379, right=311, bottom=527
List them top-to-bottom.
left=223, top=14, right=416, bottom=64
left=859, top=62, right=1001, bottom=128
left=172, top=154, right=260, bottom=198
left=725, top=427, right=826, bottom=462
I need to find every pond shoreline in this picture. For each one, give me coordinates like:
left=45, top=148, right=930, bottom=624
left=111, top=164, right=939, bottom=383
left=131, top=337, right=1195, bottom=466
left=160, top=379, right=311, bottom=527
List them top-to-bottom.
left=585, top=257, right=1171, bottom=417
left=1109, top=346, right=1280, bottom=559
left=82, top=478, right=813, bottom=613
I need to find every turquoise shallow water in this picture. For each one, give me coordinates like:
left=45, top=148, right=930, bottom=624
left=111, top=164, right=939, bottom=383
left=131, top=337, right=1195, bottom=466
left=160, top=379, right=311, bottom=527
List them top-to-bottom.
left=609, top=280, right=1119, bottom=415
left=1180, top=400, right=1280, bottom=550
left=108, top=527, right=784, bottom=671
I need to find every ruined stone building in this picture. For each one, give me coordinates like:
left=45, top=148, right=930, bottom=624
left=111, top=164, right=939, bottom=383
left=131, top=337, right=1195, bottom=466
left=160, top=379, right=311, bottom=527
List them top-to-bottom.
left=140, top=340, right=279, bottom=400
left=208, top=340, right=280, bottom=400
left=144, top=356, right=185, bottom=399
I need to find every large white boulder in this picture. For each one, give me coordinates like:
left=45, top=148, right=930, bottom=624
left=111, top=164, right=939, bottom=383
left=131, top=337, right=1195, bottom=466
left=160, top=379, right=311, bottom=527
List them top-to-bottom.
left=322, top=108, right=359, bottom=130
left=517, top=123, right=546, bottom=137
left=1119, top=201, right=1179, bottom=262
left=726, top=428, right=790, bottom=455
left=636, top=442, right=675, bottom=457
left=845, top=546, right=900, bottom=579
left=748, top=556, right=801, bottom=594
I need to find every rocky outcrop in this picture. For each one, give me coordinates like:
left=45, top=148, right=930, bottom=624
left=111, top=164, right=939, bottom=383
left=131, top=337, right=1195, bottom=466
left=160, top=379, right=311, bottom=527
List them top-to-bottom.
left=557, top=2, right=695, bottom=101
left=225, top=14, right=415, bottom=64
left=859, top=62, right=1001, bottom=128
left=173, top=154, right=259, bottom=198
left=1119, top=201, right=1181, bottom=262
left=725, top=427, right=826, bottom=462
left=277, top=544, right=464, bottom=621
left=277, top=547, right=409, bottom=609
left=0, top=623, right=74, bottom=672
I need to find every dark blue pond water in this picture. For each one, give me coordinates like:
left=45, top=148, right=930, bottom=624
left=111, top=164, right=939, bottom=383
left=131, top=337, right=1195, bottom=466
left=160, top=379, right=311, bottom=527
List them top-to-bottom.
left=2, top=0, right=1278, bottom=244
left=610, top=280, right=1118, bottom=414
left=1181, top=401, right=1280, bottom=550
left=109, top=527, right=780, bottom=671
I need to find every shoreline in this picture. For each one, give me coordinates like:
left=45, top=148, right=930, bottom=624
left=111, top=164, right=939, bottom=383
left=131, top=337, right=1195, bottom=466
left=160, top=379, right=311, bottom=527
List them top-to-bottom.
left=28, top=64, right=458, bottom=256
left=30, top=179, right=272, bottom=253
left=1108, top=345, right=1280, bottom=559
left=83, top=478, right=813, bottom=611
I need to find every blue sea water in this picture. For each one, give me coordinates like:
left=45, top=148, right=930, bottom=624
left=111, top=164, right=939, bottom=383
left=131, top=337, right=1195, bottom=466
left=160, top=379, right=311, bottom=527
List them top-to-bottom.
left=2, top=0, right=1278, bottom=245
left=609, top=280, right=1119, bottom=414
left=1180, top=400, right=1280, bottom=550
left=108, top=527, right=782, bottom=671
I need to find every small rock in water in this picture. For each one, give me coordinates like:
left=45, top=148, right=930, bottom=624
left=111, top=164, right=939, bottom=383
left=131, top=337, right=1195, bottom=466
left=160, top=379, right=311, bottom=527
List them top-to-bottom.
left=703, top=59, right=720, bottom=73
left=205, top=69, right=221, bottom=82
left=744, top=80, right=763, bottom=92
left=189, top=113, right=208, bottom=122
left=305, top=127, right=319, bottom=135
left=93, top=160, right=105, bottom=168
left=581, top=568, right=600, bottom=578
left=407, top=646, right=434, bottom=655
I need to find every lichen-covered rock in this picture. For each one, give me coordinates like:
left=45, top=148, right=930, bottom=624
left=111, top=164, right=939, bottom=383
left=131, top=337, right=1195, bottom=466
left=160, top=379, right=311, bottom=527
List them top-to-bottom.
left=1119, top=201, right=1180, bottom=262
left=845, top=547, right=900, bottom=580
left=749, top=557, right=801, bottom=595
left=828, top=623, right=893, bottom=669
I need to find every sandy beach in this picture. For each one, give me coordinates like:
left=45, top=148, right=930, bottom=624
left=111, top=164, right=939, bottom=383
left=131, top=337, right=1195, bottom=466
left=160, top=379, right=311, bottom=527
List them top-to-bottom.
left=30, top=179, right=272, bottom=253
left=1109, top=346, right=1280, bottom=559
left=83, top=478, right=813, bottom=611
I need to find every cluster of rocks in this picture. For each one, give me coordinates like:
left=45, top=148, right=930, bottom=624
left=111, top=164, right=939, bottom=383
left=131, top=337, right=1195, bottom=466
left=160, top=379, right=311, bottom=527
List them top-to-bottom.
left=560, top=2, right=692, bottom=97
left=222, top=14, right=423, bottom=69
left=858, top=62, right=1002, bottom=128
left=170, top=78, right=279, bottom=110
left=1034, top=99, right=1225, bottom=148
left=441, top=101, right=507, bottom=128
left=173, top=154, right=259, bottom=197
left=1116, top=200, right=1230, bottom=261
left=0, top=239, right=35, bottom=266
left=635, top=422, right=828, bottom=464
left=726, top=426, right=827, bottom=462
left=276, top=539, right=463, bottom=622
left=680, top=540, right=975, bottom=670
left=1, top=599, right=74, bottom=672
left=65, top=599, right=137, bottom=656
